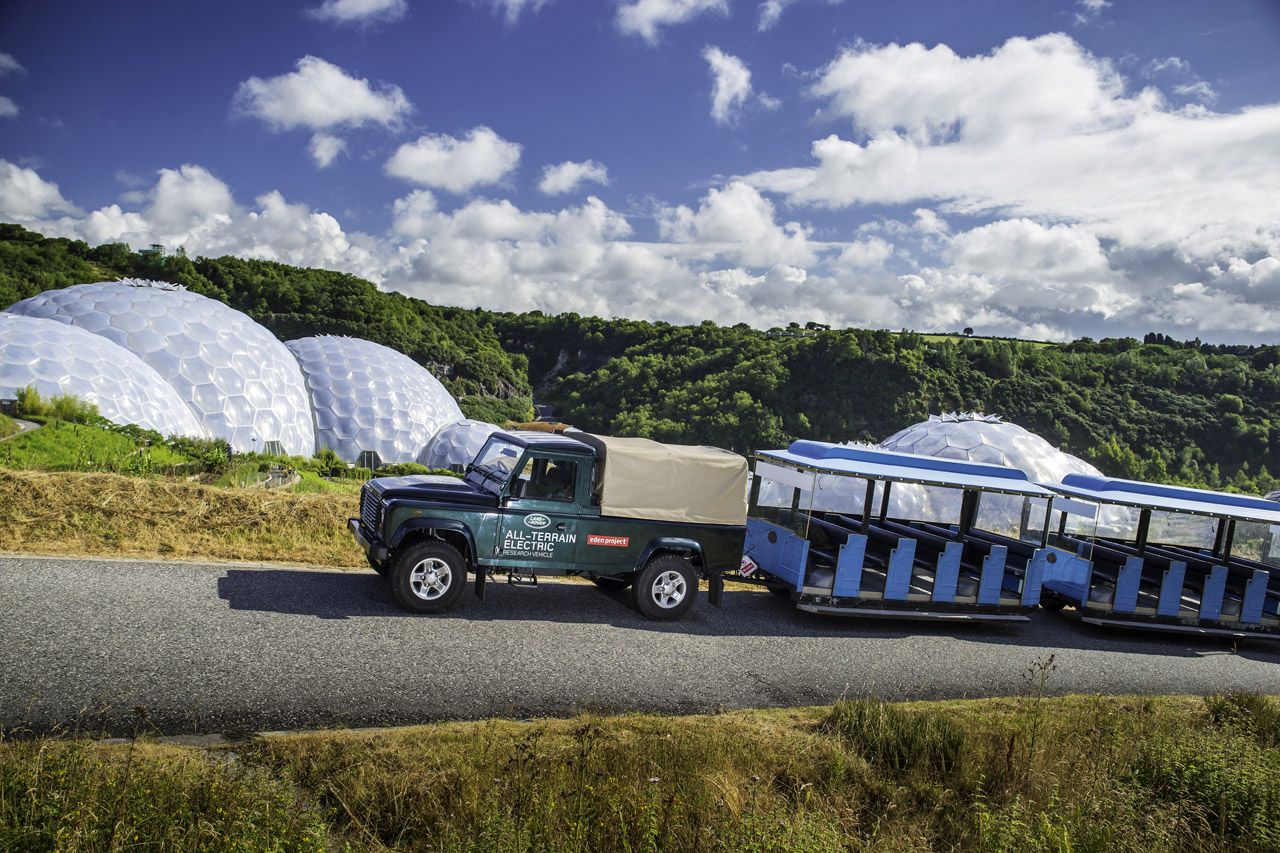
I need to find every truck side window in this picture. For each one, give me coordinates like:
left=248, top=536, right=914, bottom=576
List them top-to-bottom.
left=517, top=457, right=578, bottom=502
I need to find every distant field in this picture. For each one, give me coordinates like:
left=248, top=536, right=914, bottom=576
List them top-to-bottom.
left=918, top=333, right=1056, bottom=348
left=0, top=469, right=363, bottom=567
left=4, top=693, right=1278, bottom=851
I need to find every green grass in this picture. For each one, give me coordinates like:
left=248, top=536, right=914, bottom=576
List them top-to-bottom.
left=0, top=413, right=16, bottom=440
left=0, top=419, right=195, bottom=474
left=289, top=469, right=365, bottom=494
left=5, top=694, right=1280, bottom=851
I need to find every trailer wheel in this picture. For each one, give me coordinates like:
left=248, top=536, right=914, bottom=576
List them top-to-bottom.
left=390, top=541, right=467, bottom=613
left=634, top=556, right=697, bottom=620
left=592, top=575, right=631, bottom=591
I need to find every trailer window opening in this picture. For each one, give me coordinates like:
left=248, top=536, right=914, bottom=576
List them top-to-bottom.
left=750, top=463, right=817, bottom=539
left=974, top=494, right=1052, bottom=545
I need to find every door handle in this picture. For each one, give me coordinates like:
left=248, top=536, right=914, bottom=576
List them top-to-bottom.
left=556, top=523, right=568, bottom=531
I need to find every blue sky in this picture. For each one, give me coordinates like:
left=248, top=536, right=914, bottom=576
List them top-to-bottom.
left=3, top=0, right=1280, bottom=342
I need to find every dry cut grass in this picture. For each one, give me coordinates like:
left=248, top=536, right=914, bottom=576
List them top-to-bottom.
left=0, top=469, right=364, bottom=568
left=6, top=694, right=1280, bottom=852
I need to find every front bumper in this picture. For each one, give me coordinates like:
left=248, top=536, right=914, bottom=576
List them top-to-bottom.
left=348, top=518, right=389, bottom=564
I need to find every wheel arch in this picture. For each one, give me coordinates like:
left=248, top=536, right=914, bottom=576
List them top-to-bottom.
left=389, top=518, right=477, bottom=567
left=637, top=537, right=705, bottom=574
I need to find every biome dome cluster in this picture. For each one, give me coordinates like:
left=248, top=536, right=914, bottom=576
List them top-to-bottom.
left=2, top=280, right=470, bottom=464
left=7, top=280, right=316, bottom=456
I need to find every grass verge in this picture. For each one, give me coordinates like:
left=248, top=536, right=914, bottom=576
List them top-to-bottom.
left=0, top=413, right=17, bottom=440
left=0, top=419, right=194, bottom=473
left=0, top=469, right=363, bottom=567
left=4, top=694, right=1280, bottom=851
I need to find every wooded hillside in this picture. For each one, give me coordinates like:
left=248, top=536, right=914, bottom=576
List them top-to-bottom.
left=5, top=223, right=1278, bottom=493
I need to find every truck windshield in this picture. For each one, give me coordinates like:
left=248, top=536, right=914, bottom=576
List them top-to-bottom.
left=469, top=438, right=524, bottom=492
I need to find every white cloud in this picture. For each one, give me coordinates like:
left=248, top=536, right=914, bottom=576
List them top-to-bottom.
left=305, top=0, right=407, bottom=24
left=484, top=0, right=551, bottom=23
left=616, top=0, right=727, bottom=43
left=758, top=0, right=841, bottom=31
left=1073, top=0, right=1110, bottom=26
left=745, top=34, right=1280, bottom=262
left=702, top=46, right=778, bottom=125
left=703, top=46, right=749, bottom=124
left=0, top=53, right=23, bottom=76
left=1144, top=54, right=1218, bottom=104
left=233, top=56, right=410, bottom=132
left=1173, top=81, right=1217, bottom=104
left=0, top=96, right=17, bottom=118
left=385, top=127, right=522, bottom=193
left=308, top=133, right=347, bottom=168
left=12, top=150, right=1280, bottom=344
left=538, top=159, right=609, bottom=195
left=0, top=161, right=80, bottom=222
left=657, top=181, right=822, bottom=268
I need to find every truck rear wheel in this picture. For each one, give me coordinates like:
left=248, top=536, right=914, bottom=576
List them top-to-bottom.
left=390, top=540, right=467, bottom=613
left=633, top=556, right=697, bottom=620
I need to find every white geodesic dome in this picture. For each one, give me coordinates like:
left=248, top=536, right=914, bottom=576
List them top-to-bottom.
left=5, top=280, right=316, bottom=455
left=0, top=313, right=205, bottom=438
left=286, top=335, right=464, bottom=465
left=879, top=412, right=1106, bottom=533
left=879, top=413, right=1102, bottom=484
left=417, top=418, right=501, bottom=470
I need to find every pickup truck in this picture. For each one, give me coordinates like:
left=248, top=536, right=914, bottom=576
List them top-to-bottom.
left=350, top=430, right=748, bottom=620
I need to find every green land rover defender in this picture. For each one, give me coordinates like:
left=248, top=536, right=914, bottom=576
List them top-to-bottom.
left=350, top=431, right=748, bottom=620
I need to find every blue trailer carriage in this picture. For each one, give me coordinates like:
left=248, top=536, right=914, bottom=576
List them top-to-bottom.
left=741, top=440, right=1065, bottom=621
left=1039, top=473, right=1280, bottom=638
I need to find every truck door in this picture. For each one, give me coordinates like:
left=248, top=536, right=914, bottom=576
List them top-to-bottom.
left=497, top=453, right=581, bottom=570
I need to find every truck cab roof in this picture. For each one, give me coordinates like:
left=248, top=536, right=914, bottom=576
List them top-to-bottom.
left=489, top=430, right=597, bottom=455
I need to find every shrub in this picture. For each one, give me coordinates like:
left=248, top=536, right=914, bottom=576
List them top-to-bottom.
left=1205, top=692, right=1280, bottom=748
left=821, top=698, right=968, bottom=779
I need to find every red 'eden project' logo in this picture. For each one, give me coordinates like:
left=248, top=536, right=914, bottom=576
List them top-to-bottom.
left=587, top=534, right=630, bottom=548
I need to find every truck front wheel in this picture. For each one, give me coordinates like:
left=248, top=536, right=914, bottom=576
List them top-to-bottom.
left=390, top=540, right=467, bottom=613
left=633, top=556, right=698, bottom=620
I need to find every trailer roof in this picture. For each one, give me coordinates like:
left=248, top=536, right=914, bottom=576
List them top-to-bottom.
left=758, top=441, right=1057, bottom=498
left=1049, top=473, right=1280, bottom=524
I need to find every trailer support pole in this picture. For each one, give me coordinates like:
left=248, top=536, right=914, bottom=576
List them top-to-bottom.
left=861, top=479, right=876, bottom=532
left=878, top=481, right=893, bottom=522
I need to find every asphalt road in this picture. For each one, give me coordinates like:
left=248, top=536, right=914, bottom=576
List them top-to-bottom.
left=2, top=554, right=1279, bottom=736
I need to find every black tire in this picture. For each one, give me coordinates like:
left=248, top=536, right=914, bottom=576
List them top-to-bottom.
left=390, top=540, right=468, bottom=613
left=367, top=554, right=389, bottom=576
left=632, top=555, right=698, bottom=621
left=592, top=575, right=632, bottom=591
left=1040, top=596, right=1068, bottom=613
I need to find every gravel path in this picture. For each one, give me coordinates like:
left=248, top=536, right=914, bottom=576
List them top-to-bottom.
left=1, top=554, right=1277, bottom=736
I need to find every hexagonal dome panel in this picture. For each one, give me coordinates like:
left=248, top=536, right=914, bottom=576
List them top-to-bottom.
left=6, top=280, right=315, bottom=455
left=0, top=313, right=205, bottom=438
left=286, top=335, right=464, bottom=464
left=417, top=418, right=502, bottom=471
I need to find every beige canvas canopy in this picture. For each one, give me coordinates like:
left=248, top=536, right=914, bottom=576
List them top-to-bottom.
left=576, top=434, right=748, bottom=526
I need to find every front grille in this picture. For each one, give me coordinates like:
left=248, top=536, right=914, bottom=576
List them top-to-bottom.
left=360, top=486, right=380, bottom=533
